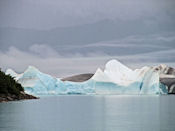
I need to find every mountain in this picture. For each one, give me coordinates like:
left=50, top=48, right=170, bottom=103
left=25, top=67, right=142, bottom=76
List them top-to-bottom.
left=61, top=73, right=94, bottom=82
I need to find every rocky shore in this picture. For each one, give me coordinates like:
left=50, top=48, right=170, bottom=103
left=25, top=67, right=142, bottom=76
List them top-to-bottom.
left=0, top=91, right=38, bottom=102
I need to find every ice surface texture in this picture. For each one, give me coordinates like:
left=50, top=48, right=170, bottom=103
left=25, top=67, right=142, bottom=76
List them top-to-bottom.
left=6, top=60, right=168, bottom=96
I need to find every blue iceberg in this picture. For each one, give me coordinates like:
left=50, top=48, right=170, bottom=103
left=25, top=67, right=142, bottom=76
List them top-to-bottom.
left=6, top=60, right=168, bottom=96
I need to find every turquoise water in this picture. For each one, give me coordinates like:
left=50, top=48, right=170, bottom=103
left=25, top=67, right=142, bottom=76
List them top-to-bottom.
left=0, top=95, right=175, bottom=131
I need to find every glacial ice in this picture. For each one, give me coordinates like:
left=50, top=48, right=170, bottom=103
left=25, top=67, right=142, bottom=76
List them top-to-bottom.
left=6, top=60, right=168, bottom=96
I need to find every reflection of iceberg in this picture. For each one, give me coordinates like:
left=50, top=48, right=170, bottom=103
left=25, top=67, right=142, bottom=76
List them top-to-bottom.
left=6, top=59, right=169, bottom=96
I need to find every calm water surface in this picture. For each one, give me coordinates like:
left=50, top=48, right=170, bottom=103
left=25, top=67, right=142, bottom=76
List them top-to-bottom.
left=0, top=95, right=175, bottom=131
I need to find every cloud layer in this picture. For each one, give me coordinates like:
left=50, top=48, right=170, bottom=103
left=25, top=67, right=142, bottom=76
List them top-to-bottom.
left=0, top=0, right=175, bottom=29
left=0, top=0, right=175, bottom=77
left=1, top=44, right=175, bottom=77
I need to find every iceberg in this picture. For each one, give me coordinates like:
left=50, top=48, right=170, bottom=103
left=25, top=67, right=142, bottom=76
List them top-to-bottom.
left=6, top=59, right=171, bottom=96
left=91, top=60, right=162, bottom=95
left=6, top=66, right=94, bottom=96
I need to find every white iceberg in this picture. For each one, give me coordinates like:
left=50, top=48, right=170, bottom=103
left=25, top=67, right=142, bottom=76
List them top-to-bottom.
left=6, top=59, right=168, bottom=96
left=91, top=60, right=162, bottom=95
left=6, top=69, right=22, bottom=80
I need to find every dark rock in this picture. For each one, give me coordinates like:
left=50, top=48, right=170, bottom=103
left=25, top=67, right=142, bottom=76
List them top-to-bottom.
left=167, top=67, right=175, bottom=75
left=160, top=78, right=175, bottom=94
left=6, top=96, right=13, bottom=101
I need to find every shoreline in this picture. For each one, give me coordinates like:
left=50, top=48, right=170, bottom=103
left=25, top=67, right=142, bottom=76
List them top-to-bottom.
left=0, top=91, right=38, bottom=103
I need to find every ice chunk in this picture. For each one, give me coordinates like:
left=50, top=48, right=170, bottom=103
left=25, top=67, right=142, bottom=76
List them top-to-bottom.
left=104, top=59, right=137, bottom=85
left=92, top=60, right=162, bottom=94
left=18, top=66, right=58, bottom=95
left=91, top=68, right=112, bottom=82
left=5, top=69, right=22, bottom=80
left=6, top=69, right=17, bottom=77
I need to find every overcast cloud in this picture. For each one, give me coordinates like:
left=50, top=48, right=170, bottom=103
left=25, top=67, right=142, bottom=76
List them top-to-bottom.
left=0, top=0, right=175, bottom=76
left=0, top=0, right=175, bottom=29
left=1, top=45, right=175, bottom=77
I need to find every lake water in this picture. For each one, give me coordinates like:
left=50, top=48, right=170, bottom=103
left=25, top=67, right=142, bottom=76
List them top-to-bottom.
left=0, top=95, right=175, bottom=131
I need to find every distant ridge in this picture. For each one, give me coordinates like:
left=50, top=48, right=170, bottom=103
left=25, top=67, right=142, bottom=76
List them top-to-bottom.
left=62, top=73, right=94, bottom=82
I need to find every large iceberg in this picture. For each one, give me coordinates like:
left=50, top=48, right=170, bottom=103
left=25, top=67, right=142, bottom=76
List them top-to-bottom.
left=6, top=59, right=170, bottom=96
left=91, top=60, right=165, bottom=95
left=6, top=66, right=94, bottom=95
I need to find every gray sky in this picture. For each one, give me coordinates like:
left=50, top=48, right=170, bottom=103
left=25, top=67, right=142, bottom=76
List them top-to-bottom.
left=0, top=0, right=175, bottom=77
left=0, top=0, right=175, bottom=29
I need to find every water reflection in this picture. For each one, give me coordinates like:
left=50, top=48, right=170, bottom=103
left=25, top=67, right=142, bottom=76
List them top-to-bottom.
left=0, top=96, right=175, bottom=131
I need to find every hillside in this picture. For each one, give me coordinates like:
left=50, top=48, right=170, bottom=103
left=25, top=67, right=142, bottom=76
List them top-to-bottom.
left=0, top=69, right=38, bottom=102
